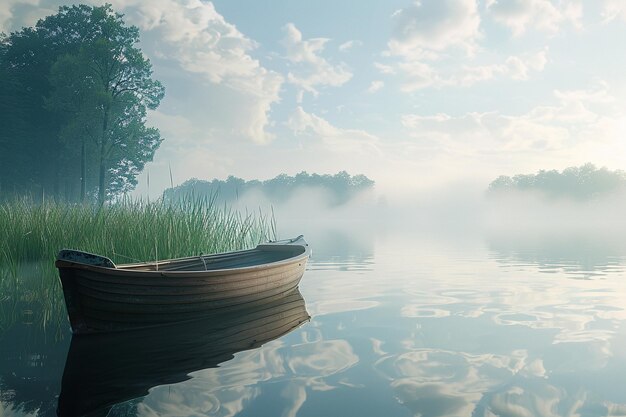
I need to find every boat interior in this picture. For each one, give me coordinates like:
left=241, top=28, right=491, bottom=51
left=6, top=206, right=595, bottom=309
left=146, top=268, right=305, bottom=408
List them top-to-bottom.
left=121, top=246, right=306, bottom=272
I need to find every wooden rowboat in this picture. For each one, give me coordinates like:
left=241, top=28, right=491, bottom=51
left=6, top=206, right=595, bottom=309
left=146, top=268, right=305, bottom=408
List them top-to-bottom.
left=55, top=235, right=310, bottom=335
left=57, top=289, right=309, bottom=417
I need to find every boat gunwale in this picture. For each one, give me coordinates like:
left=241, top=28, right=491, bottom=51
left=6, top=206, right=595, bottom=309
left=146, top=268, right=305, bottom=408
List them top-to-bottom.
left=55, top=239, right=311, bottom=278
left=119, top=246, right=258, bottom=269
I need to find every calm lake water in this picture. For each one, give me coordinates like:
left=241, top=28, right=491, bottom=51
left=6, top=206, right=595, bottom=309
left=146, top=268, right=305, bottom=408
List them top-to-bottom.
left=3, top=226, right=626, bottom=416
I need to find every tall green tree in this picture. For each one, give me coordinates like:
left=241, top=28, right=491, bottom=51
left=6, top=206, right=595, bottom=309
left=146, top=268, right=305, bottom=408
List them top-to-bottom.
left=1, top=4, right=164, bottom=203
left=46, top=5, right=164, bottom=204
left=1, top=27, right=61, bottom=198
left=0, top=37, right=31, bottom=197
left=47, top=52, right=101, bottom=202
left=487, top=164, right=626, bottom=200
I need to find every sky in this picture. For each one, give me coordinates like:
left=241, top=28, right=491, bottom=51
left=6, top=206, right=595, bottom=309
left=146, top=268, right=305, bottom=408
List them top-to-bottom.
left=3, top=0, right=626, bottom=196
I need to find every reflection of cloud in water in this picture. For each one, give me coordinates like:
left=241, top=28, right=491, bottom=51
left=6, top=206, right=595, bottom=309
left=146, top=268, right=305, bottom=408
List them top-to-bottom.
left=128, top=229, right=626, bottom=416
left=301, top=231, right=626, bottom=417
left=396, top=265, right=626, bottom=346
left=300, top=267, right=383, bottom=318
left=374, top=290, right=626, bottom=415
left=308, top=299, right=380, bottom=317
left=401, top=305, right=451, bottom=318
left=135, top=338, right=358, bottom=417
left=371, top=338, right=387, bottom=356
left=375, top=339, right=626, bottom=417
left=276, top=340, right=360, bottom=417
left=287, top=340, right=359, bottom=386
left=375, top=348, right=553, bottom=417
left=377, top=348, right=544, bottom=384
left=471, top=377, right=626, bottom=417
left=476, top=381, right=570, bottom=417
left=391, top=382, right=469, bottom=417
left=279, top=383, right=306, bottom=417
left=137, top=386, right=257, bottom=417
left=0, top=402, right=38, bottom=417
left=606, top=402, right=626, bottom=415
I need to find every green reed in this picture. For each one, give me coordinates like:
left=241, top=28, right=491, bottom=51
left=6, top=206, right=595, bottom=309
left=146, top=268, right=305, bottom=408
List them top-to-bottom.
left=0, top=196, right=276, bottom=333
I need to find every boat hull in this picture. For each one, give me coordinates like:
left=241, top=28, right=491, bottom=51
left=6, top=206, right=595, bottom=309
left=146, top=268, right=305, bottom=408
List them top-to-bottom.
left=56, top=237, right=310, bottom=334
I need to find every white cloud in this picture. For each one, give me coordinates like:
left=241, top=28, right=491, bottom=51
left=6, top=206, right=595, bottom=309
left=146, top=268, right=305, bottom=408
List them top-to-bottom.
left=0, top=0, right=57, bottom=33
left=0, top=0, right=29, bottom=32
left=0, top=0, right=19, bottom=31
left=109, top=0, right=283, bottom=144
left=387, top=0, right=482, bottom=60
left=486, top=0, right=583, bottom=36
left=601, top=0, right=626, bottom=23
left=380, top=1, right=549, bottom=91
left=564, top=1, right=584, bottom=28
left=281, top=23, right=352, bottom=101
left=282, top=23, right=329, bottom=64
left=338, top=40, right=361, bottom=52
left=381, top=48, right=548, bottom=91
left=462, top=48, right=548, bottom=84
left=504, top=48, right=548, bottom=80
left=396, top=60, right=443, bottom=91
left=374, top=62, right=396, bottom=75
left=367, top=80, right=384, bottom=93
left=401, top=82, right=619, bottom=154
left=140, top=105, right=388, bottom=196
left=287, top=106, right=381, bottom=155
left=286, top=107, right=383, bottom=166
left=148, top=110, right=200, bottom=141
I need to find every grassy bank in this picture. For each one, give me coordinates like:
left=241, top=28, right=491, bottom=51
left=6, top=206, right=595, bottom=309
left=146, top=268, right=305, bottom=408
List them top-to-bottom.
left=0, top=197, right=276, bottom=333
left=0, top=197, right=276, bottom=266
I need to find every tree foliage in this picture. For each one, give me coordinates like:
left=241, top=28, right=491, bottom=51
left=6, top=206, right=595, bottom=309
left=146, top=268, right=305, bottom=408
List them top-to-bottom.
left=0, top=4, right=164, bottom=203
left=487, top=163, right=626, bottom=200
left=163, top=171, right=375, bottom=206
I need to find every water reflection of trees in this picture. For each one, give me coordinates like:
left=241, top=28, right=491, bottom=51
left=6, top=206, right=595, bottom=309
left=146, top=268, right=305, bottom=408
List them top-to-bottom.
left=487, top=164, right=626, bottom=200
left=306, top=229, right=375, bottom=271
left=486, top=235, right=626, bottom=277
left=0, top=262, right=67, bottom=333
left=0, top=263, right=69, bottom=416
left=0, top=323, right=69, bottom=416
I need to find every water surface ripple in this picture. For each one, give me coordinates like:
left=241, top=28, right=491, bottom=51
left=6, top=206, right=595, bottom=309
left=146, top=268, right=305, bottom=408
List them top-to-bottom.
left=2, top=232, right=626, bottom=416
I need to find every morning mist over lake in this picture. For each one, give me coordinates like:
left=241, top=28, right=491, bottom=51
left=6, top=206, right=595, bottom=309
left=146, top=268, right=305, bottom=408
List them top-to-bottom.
left=2, top=1, right=626, bottom=416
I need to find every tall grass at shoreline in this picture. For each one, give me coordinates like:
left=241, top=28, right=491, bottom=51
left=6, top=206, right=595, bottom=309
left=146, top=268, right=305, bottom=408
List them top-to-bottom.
left=0, top=196, right=276, bottom=333
left=0, top=196, right=276, bottom=266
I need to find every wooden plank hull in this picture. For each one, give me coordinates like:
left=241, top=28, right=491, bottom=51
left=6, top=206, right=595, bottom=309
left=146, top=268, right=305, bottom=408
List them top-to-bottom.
left=56, top=236, right=311, bottom=334
left=57, top=288, right=309, bottom=417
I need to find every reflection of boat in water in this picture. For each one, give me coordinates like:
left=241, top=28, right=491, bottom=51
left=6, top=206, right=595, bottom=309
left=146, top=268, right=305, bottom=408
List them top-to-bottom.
left=55, top=236, right=310, bottom=334
left=57, top=289, right=309, bottom=417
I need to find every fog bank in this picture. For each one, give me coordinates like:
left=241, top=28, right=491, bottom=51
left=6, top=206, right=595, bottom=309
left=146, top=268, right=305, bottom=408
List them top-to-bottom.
left=226, top=182, right=626, bottom=242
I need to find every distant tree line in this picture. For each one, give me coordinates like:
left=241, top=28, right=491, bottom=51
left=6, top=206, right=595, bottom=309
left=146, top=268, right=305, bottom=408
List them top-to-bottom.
left=0, top=4, right=164, bottom=204
left=488, top=163, right=626, bottom=200
left=163, top=171, right=375, bottom=206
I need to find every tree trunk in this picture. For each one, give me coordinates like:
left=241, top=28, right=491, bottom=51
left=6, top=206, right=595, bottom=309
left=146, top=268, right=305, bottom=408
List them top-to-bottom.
left=98, top=108, right=109, bottom=205
left=98, top=136, right=107, bottom=205
left=80, top=138, right=86, bottom=203
left=98, top=153, right=106, bottom=205
left=54, top=168, right=60, bottom=202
